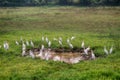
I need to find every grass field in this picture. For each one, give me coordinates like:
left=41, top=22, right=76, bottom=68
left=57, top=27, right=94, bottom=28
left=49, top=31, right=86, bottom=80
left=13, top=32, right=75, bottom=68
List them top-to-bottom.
left=0, top=6, right=120, bottom=80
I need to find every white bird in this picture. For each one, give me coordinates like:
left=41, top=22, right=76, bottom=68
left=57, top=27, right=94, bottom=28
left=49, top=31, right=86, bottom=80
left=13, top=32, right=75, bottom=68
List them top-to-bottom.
left=42, top=36, right=44, bottom=41
left=71, top=36, right=75, bottom=40
left=45, top=37, right=49, bottom=43
left=59, top=37, right=62, bottom=41
left=53, top=38, right=58, bottom=41
left=67, top=38, right=70, bottom=44
left=26, top=40, right=29, bottom=46
left=30, top=40, right=34, bottom=47
left=58, top=40, right=63, bottom=46
left=3, top=41, right=9, bottom=50
left=15, top=41, right=19, bottom=45
left=48, top=41, right=51, bottom=47
left=81, top=41, right=85, bottom=48
left=22, top=42, right=26, bottom=51
left=68, top=43, right=73, bottom=49
left=41, top=44, right=44, bottom=50
left=36, top=45, right=44, bottom=58
left=84, top=46, right=90, bottom=55
left=104, top=46, right=109, bottom=55
left=109, top=46, right=113, bottom=54
left=22, top=50, right=26, bottom=56
left=29, top=50, right=35, bottom=59
left=91, top=50, right=95, bottom=60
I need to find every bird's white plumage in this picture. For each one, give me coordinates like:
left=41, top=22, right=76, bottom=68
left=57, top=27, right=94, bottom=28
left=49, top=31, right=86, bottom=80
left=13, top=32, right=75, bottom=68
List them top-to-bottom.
left=42, top=36, right=44, bottom=41
left=71, top=36, right=75, bottom=40
left=46, top=37, right=49, bottom=43
left=59, top=37, right=62, bottom=41
left=26, top=40, right=29, bottom=46
left=30, top=40, right=34, bottom=47
left=58, top=40, right=62, bottom=46
left=15, top=41, right=19, bottom=45
left=48, top=41, right=51, bottom=47
left=81, top=41, right=85, bottom=48
left=3, top=42, right=9, bottom=50
left=69, top=43, right=73, bottom=49
left=104, top=46, right=109, bottom=55
left=109, top=46, right=113, bottom=54
left=29, top=50, right=35, bottom=59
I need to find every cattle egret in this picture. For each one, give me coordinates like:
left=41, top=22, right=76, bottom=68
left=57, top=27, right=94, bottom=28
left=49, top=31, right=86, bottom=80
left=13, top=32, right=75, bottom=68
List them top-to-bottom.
left=42, top=36, right=44, bottom=41
left=71, top=36, right=75, bottom=40
left=46, top=37, right=49, bottom=43
left=59, top=37, right=62, bottom=41
left=53, top=38, right=57, bottom=41
left=67, top=38, right=70, bottom=44
left=26, top=40, right=29, bottom=46
left=30, top=40, right=34, bottom=47
left=58, top=40, right=63, bottom=46
left=3, top=41, right=9, bottom=50
left=15, top=41, right=19, bottom=45
left=48, top=41, right=51, bottom=47
left=81, top=41, right=85, bottom=48
left=22, top=42, right=26, bottom=51
left=69, top=43, right=73, bottom=49
left=36, top=45, right=44, bottom=58
left=104, top=46, right=109, bottom=55
left=109, top=46, right=113, bottom=54
left=84, top=47, right=90, bottom=55
left=22, top=50, right=26, bottom=56
left=29, top=50, right=35, bottom=59
left=91, top=50, right=95, bottom=60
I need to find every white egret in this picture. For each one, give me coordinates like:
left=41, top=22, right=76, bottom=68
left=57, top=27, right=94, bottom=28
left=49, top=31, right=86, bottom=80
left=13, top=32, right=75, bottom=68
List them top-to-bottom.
left=42, top=36, right=44, bottom=41
left=71, top=36, right=75, bottom=40
left=45, top=37, right=49, bottom=43
left=59, top=37, right=62, bottom=41
left=53, top=38, right=57, bottom=41
left=67, top=38, right=70, bottom=44
left=26, top=40, right=29, bottom=46
left=30, top=40, right=34, bottom=47
left=58, top=40, right=63, bottom=46
left=3, top=41, right=9, bottom=50
left=15, top=41, right=19, bottom=45
left=48, top=41, right=51, bottom=47
left=81, top=41, right=85, bottom=48
left=22, top=42, right=26, bottom=51
left=69, top=43, right=73, bottom=49
left=36, top=45, right=44, bottom=58
left=84, top=46, right=90, bottom=55
left=104, top=46, right=109, bottom=55
left=109, top=46, right=113, bottom=54
left=22, top=50, right=26, bottom=56
left=29, top=50, right=35, bottom=59
left=91, top=50, right=95, bottom=60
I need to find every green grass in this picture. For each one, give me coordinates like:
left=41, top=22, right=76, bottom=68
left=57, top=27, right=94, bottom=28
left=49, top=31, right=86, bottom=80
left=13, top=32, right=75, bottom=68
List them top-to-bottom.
left=0, top=6, right=120, bottom=80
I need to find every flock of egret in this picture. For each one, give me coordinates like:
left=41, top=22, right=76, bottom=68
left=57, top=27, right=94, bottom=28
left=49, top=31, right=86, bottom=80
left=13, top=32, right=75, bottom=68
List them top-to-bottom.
left=0, top=36, right=113, bottom=64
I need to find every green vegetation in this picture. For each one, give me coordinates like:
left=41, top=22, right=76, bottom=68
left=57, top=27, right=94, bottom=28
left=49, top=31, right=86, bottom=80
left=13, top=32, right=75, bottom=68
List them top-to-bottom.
left=0, top=6, right=120, bottom=79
